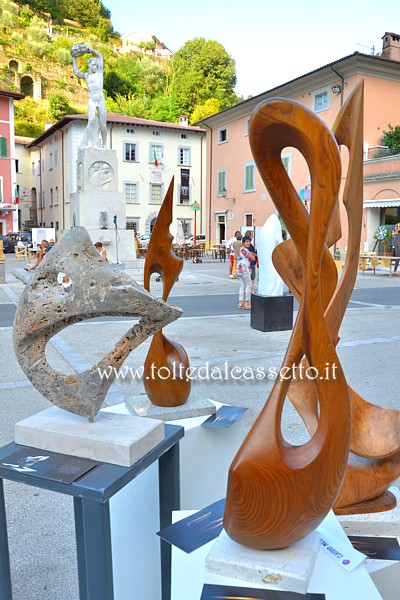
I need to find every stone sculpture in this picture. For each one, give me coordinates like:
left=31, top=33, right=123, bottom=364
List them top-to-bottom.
left=71, top=42, right=107, bottom=149
left=142, top=178, right=191, bottom=406
left=257, top=212, right=284, bottom=296
left=13, top=227, right=181, bottom=420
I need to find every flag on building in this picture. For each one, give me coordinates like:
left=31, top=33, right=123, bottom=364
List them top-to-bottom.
left=153, top=148, right=159, bottom=167
left=14, top=187, right=19, bottom=205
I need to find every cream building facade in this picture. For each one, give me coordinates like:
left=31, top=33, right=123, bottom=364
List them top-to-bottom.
left=23, top=114, right=206, bottom=243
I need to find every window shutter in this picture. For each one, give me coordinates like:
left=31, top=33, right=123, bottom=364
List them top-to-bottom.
left=0, top=137, right=7, bottom=158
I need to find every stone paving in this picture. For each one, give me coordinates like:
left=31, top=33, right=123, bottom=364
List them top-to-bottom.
left=0, top=253, right=399, bottom=599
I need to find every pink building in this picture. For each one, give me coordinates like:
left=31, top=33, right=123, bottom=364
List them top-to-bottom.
left=197, top=32, right=400, bottom=251
left=0, top=87, right=24, bottom=234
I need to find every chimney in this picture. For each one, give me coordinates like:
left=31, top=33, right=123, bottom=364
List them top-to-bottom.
left=381, top=32, right=400, bottom=62
left=179, top=114, right=188, bottom=127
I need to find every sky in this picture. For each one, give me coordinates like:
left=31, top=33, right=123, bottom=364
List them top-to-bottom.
left=106, top=0, right=400, bottom=98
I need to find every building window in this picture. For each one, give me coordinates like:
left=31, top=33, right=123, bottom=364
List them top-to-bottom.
left=313, top=89, right=329, bottom=112
left=245, top=117, right=250, bottom=136
left=127, top=128, right=135, bottom=134
left=218, top=128, right=228, bottom=144
left=152, top=130, right=160, bottom=136
left=181, top=133, right=187, bottom=139
left=124, top=142, right=138, bottom=162
left=149, top=144, right=164, bottom=164
left=178, top=146, right=191, bottom=166
left=54, top=150, right=58, bottom=166
left=49, top=152, right=53, bottom=170
left=281, top=153, right=291, bottom=174
left=15, top=159, right=19, bottom=173
left=31, top=162, right=35, bottom=175
left=244, top=162, right=255, bottom=192
left=217, top=169, right=227, bottom=196
left=124, top=181, right=139, bottom=203
left=149, top=183, right=163, bottom=204
left=55, top=186, right=59, bottom=205
left=50, top=188, right=53, bottom=206
left=42, top=191, right=45, bottom=208
left=245, top=214, right=253, bottom=227
left=126, top=218, right=139, bottom=231
left=179, top=219, right=191, bottom=236
left=55, top=221, right=59, bottom=230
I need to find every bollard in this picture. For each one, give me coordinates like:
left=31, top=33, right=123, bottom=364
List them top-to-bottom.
left=0, top=240, right=5, bottom=283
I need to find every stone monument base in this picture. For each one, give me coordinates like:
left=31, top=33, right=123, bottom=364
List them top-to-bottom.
left=251, top=293, right=294, bottom=332
left=125, top=393, right=216, bottom=422
left=15, top=406, right=164, bottom=467
left=206, top=529, right=320, bottom=594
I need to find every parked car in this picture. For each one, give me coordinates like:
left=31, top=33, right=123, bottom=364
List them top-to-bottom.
left=0, top=232, right=32, bottom=253
left=138, top=233, right=151, bottom=247
left=185, top=234, right=206, bottom=246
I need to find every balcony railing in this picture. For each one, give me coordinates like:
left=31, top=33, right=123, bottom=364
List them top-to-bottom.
left=365, top=146, right=400, bottom=160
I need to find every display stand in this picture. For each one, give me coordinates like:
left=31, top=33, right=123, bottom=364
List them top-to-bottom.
left=251, top=293, right=294, bottom=332
left=105, top=401, right=244, bottom=510
left=0, top=423, right=183, bottom=600
left=171, top=510, right=383, bottom=600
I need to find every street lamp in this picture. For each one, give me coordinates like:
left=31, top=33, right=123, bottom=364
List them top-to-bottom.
left=222, top=187, right=235, bottom=203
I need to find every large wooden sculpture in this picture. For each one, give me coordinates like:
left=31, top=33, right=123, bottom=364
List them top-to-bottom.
left=224, top=80, right=400, bottom=551
left=275, top=82, right=400, bottom=515
left=224, top=92, right=351, bottom=550
left=142, top=177, right=191, bottom=406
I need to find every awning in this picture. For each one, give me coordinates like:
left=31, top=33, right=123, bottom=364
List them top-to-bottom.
left=363, top=199, right=400, bottom=208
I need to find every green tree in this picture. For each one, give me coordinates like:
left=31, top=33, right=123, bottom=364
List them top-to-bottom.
left=170, top=38, right=239, bottom=119
left=48, top=91, right=70, bottom=120
left=191, top=98, right=222, bottom=123
left=382, top=124, right=400, bottom=154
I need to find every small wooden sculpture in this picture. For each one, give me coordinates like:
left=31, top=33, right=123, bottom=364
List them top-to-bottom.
left=143, top=177, right=191, bottom=406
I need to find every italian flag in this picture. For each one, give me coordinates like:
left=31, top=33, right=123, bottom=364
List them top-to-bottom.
left=153, top=148, right=159, bottom=167
left=14, top=187, right=19, bottom=205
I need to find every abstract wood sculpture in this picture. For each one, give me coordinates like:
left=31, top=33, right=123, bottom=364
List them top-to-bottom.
left=224, top=80, right=400, bottom=551
left=274, top=82, right=400, bottom=515
left=224, top=92, right=351, bottom=550
left=143, top=177, right=191, bottom=406
left=13, top=227, right=181, bottom=420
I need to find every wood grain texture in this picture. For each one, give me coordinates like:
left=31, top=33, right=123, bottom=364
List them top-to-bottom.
left=270, top=82, right=400, bottom=514
left=224, top=97, right=351, bottom=549
left=142, top=177, right=191, bottom=406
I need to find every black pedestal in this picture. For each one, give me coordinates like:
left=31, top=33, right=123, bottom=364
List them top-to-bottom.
left=250, top=293, right=294, bottom=332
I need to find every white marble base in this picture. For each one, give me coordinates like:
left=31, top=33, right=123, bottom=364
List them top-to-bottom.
left=125, top=393, right=216, bottom=421
left=15, top=406, right=164, bottom=467
left=338, top=487, right=400, bottom=536
left=206, top=529, right=320, bottom=595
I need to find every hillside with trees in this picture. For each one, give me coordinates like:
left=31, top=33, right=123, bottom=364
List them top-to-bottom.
left=0, top=0, right=242, bottom=137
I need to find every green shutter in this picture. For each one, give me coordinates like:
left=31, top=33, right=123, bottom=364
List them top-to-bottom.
left=0, top=137, right=7, bottom=158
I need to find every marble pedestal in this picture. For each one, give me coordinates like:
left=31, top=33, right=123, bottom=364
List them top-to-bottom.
left=251, top=293, right=294, bottom=332
left=125, top=392, right=216, bottom=421
left=14, top=406, right=164, bottom=467
left=338, top=487, right=400, bottom=600
left=338, top=487, right=400, bottom=536
left=206, top=529, right=320, bottom=594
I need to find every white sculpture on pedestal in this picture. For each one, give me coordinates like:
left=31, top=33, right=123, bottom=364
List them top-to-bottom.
left=258, top=213, right=284, bottom=296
